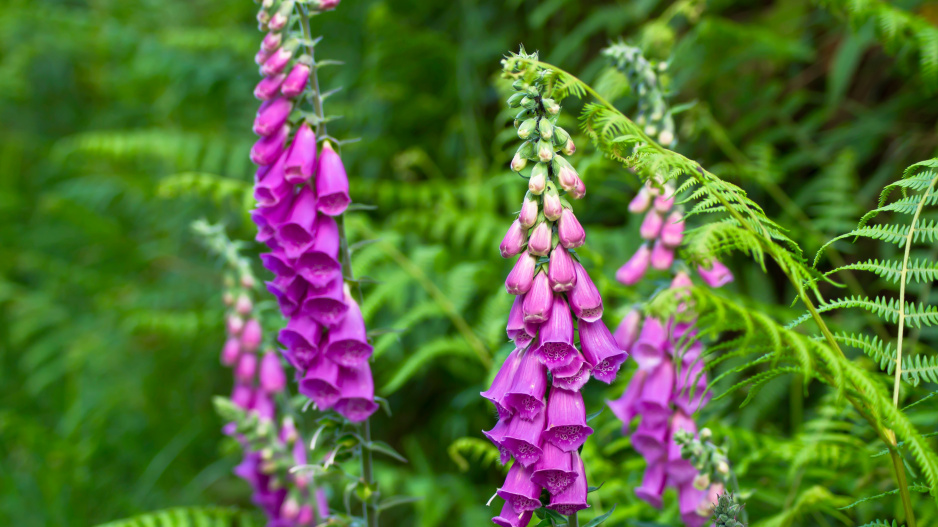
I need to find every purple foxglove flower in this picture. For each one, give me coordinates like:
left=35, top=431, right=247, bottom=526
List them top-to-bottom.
left=268, top=10, right=289, bottom=31
left=262, top=31, right=282, bottom=52
left=261, top=45, right=293, bottom=76
left=255, top=47, right=272, bottom=66
left=281, top=62, right=311, bottom=98
left=254, top=72, right=287, bottom=100
left=254, top=96, right=293, bottom=136
left=284, top=122, right=317, bottom=184
left=251, top=123, right=290, bottom=166
left=316, top=141, right=351, bottom=216
left=254, top=151, right=293, bottom=207
left=555, top=157, right=579, bottom=194
left=528, top=169, right=546, bottom=194
left=570, top=176, right=586, bottom=200
left=277, top=186, right=318, bottom=259
left=628, top=186, right=652, bottom=213
left=543, top=187, right=562, bottom=221
left=254, top=189, right=294, bottom=227
left=653, top=189, right=674, bottom=213
left=518, top=194, right=538, bottom=228
left=558, top=208, right=585, bottom=249
left=640, top=209, right=663, bottom=240
left=660, top=211, right=684, bottom=247
left=295, top=214, right=342, bottom=287
left=500, top=219, right=527, bottom=259
left=527, top=220, right=552, bottom=256
left=255, top=223, right=276, bottom=245
left=650, top=239, right=674, bottom=270
left=548, top=244, right=576, bottom=292
left=616, top=244, right=651, bottom=285
left=260, top=250, right=296, bottom=280
left=505, top=252, right=537, bottom=295
left=697, top=259, right=734, bottom=288
left=569, top=261, right=603, bottom=322
left=522, top=271, right=552, bottom=323
left=266, top=275, right=307, bottom=318
left=301, top=278, right=349, bottom=327
left=235, top=293, right=253, bottom=315
left=533, top=295, right=576, bottom=371
left=324, top=296, right=373, bottom=367
left=506, top=297, right=534, bottom=349
left=614, top=309, right=643, bottom=350
left=227, top=314, right=245, bottom=335
left=632, top=317, right=667, bottom=370
left=241, top=318, right=263, bottom=351
left=579, top=318, right=628, bottom=384
left=222, top=338, right=241, bottom=366
left=676, top=339, right=703, bottom=367
left=481, top=348, right=522, bottom=419
left=504, top=350, right=547, bottom=421
left=236, top=352, right=258, bottom=382
left=259, top=352, right=287, bottom=392
left=551, top=353, right=592, bottom=391
left=299, top=354, right=340, bottom=409
left=636, top=361, right=675, bottom=426
left=674, top=361, right=711, bottom=415
left=335, top=362, right=379, bottom=422
left=607, top=368, right=647, bottom=430
left=232, top=383, right=255, bottom=409
left=542, top=387, right=594, bottom=452
left=501, top=408, right=545, bottom=467
left=667, top=410, right=698, bottom=484
left=482, top=418, right=512, bottom=464
left=632, top=418, right=668, bottom=461
left=532, top=441, right=577, bottom=495
left=546, top=453, right=589, bottom=515
left=496, top=462, right=542, bottom=513
left=634, top=462, right=667, bottom=508
left=678, top=481, right=709, bottom=527
left=315, top=487, right=330, bottom=520
left=280, top=496, right=300, bottom=521
left=492, top=501, right=533, bottom=527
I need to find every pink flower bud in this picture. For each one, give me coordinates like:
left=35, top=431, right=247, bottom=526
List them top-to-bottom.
left=318, top=0, right=340, bottom=10
left=268, top=11, right=288, bottom=31
left=262, top=31, right=282, bottom=52
left=261, top=45, right=293, bottom=76
left=255, top=47, right=272, bottom=66
left=281, top=62, right=311, bottom=98
left=254, top=73, right=286, bottom=100
left=254, top=96, right=293, bottom=136
left=283, top=122, right=316, bottom=184
left=563, top=138, right=576, bottom=156
left=511, top=153, right=527, bottom=172
left=555, top=158, right=578, bottom=193
left=528, top=171, right=546, bottom=194
left=571, top=175, right=586, bottom=200
left=654, top=183, right=675, bottom=212
left=629, top=186, right=652, bottom=213
left=543, top=187, right=562, bottom=221
left=518, top=194, right=538, bottom=228
left=558, top=208, right=585, bottom=248
left=640, top=209, right=664, bottom=240
left=660, top=211, right=684, bottom=247
left=500, top=219, right=527, bottom=259
left=527, top=220, right=552, bottom=256
left=650, top=240, right=674, bottom=270
left=548, top=244, right=576, bottom=292
left=616, top=244, right=651, bottom=285
left=506, top=252, right=537, bottom=295
left=697, top=259, right=734, bottom=288
left=569, top=261, right=603, bottom=322
left=522, top=271, right=553, bottom=323
left=222, top=291, right=234, bottom=306
left=235, top=293, right=253, bottom=315
left=613, top=309, right=643, bottom=350
left=227, top=315, right=245, bottom=335
left=241, top=319, right=263, bottom=351
left=221, top=338, right=241, bottom=366
left=260, top=351, right=287, bottom=392
left=236, top=352, right=258, bottom=382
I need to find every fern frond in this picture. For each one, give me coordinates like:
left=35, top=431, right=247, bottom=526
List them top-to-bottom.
left=823, top=258, right=938, bottom=284
left=797, top=296, right=938, bottom=329
left=833, top=332, right=895, bottom=373
left=837, top=484, right=931, bottom=510
left=93, top=507, right=259, bottom=527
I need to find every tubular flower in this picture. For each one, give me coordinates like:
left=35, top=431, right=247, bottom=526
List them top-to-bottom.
left=482, top=51, right=628, bottom=523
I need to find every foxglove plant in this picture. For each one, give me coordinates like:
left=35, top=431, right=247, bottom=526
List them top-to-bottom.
left=482, top=50, right=628, bottom=526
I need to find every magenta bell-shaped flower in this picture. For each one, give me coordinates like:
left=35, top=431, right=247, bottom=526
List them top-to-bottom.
left=261, top=31, right=282, bottom=52
left=261, top=46, right=293, bottom=76
left=255, top=47, right=272, bottom=66
left=281, top=62, right=311, bottom=98
left=254, top=72, right=287, bottom=100
left=254, top=96, right=293, bottom=136
left=284, top=122, right=317, bottom=184
left=251, top=124, right=290, bottom=166
left=316, top=142, right=351, bottom=216
left=254, top=149, right=292, bottom=207
left=570, top=176, right=586, bottom=200
left=277, top=186, right=318, bottom=259
left=628, top=186, right=652, bottom=213
left=543, top=187, right=562, bottom=221
left=653, top=188, right=675, bottom=213
left=254, top=190, right=294, bottom=229
left=518, top=194, right=538, bottom=228
left=558, top=208, right=585, bottom=249
left=640, top=209, right=664, bottom=240
left=660, top=212, right=684, bottom=247
left=294, top=215, right=341, bottom=287
left=500, top=219, right=527, bottom=259
left=527, top=220, right=552, bottom=256
left=650, top=239, right=674, bottom=270
left=548, top=244, right=576, bottom=292
left=616, top=244, right=652, bottom=285
left=260, top=250, right=296, bottom=280
left=505, top=252, right=537, bottom=295
left=697, top=259, right=734, bottom=288
left=569, top=261, right=603, bottom=322
left=522, top=271, right=553, bottom=323
left=266, top=277, right=301, bottom=318
left=301, top=278, right=349, bottom=327
left=534, top=295, right=576, bottom=371
left=324, top=296, right=373, bottom=367
left=506, top=296, right=534, bottom=349
left=614, top=309, right=643, bottom=351
left=227, top=314, right=245, bottom=335
left=277, top=314, right=321, bottom=370
left=632, top=317, right=667, bottom=370
left=241, top=318, right=263, bottom=351
left=579, top=319, right=628, bottom=384
left=222, top=338, right=241, bottom=366
left=481, top=348, right=522, bottom=419
left=504, top=350, right=547, bottom=421
left=236, top=352, right=258, bottom=382
left=260, top=352, right=287, bottom=392
left=551, top=352, right=592, bottom=391
left=299, top=354, right=340, bottom=409
left=636, top=361, right=675, bottom=426
left=334, top=362, right=379, bottom=422
left=607, top=368, right=647, bottom=431
left=232, top=383, right=255, bottom=410
left=542, top=387, right=594, bottom=452
left=501, top=408, right=545, bottom=467
left=667, top=410, right=698, bottom=484
left=482, top=418, right=512, bottom=465
left=632, top=418, right=668, bottom=461
left=532, top=441, right=578, bottom=495
left=546, top=453, right=589, bottom=515
left=496, top=462, right=542, bottom=514
left=635, top=462, right=667, bottom=508
left=679, top=481, right=709, bottom=527
left=491, top=501, right=533, bottom=527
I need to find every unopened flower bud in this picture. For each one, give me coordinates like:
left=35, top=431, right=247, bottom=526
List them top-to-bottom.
left=262, top=0, right=274, bottom=8
left=317, top=0, right=340, bottom=11
left=257, top=9, right=271, bottom=26
left=261, top=31, right=282, bottom=52
left=507, top=93, right=525, bottom=108
left=520, top=96, right=537, bottom=109
left=542, top=98, right=560, bottom=115
left=517, top=119, right=537, bottom=140
left=537, top=119, right=553, bottom=140
left=553, top=126, right=570, bottom=146
left=658, top=129, right=674, bottom=146
left=563, top=138, right=576, bottom=156
left=537, top=139, right=554, bottom=162
left=511, top=153, right=527, bottom=172
left=554, top=156, right=579, bottom=193
left=528, top=163, right=547, bottom=194
left=571, top=175, right=586, bottom=199
left=543, top=185, right=562, bottom=221
left=629, top=186, right=652, bottom=213
left=519, top=193, right=539, bottom=228
left=558, top=208, right=586, bottom=248
left=640, top=209, right=664, bottom=240
left=499, top=219, right=527, bottom=259
left=527, top=220, right=552, bottom=256
left=241, top=274, right=256, bottom=289
left=223, top=291, right=234, bottom=306
left=235, top=293, right=253, bottom=315
left=227, top=315, right=245, bottom=335
left=242, top=319, right=262, bottom=351
left=700, top=428, right=712, bottom=440
left=716, top=460, right=730, bottom=475
left=693, top=473, right=711, bottom=490
left=281, top=497, right=301, bottom=520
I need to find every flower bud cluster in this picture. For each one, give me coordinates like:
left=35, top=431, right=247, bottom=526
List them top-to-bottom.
left=250, top=0, right=378, bottom=425
left=602, top=42, right=675, bottom=148
left=483, top=53, right=629, bottom=525
left=616, top=177, right=684, bottom=282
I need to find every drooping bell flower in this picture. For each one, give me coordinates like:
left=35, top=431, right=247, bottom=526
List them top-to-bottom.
left=261, top=31, right=282, bottom=52
left=261, top=45, right=294, bottom=76
left=281, top=61, right=311, bottom=98
left=255, top=72, right=287, bottom=100
left=254, top=96, right=293, bottom=136
left=284, top=122, right=317, bottom=184
left=251, top=124, right=290, bottom=166
left=315, top=141, right=350, bottom=216
left=254, top=149, right=292, bottom=206
left=554, top=156, right=579, bottom=194
left=277, top=186, right=318, bottom=259
left=542, top=186, right=562, bottom=221
left=628, top=186, right=652, bottom=213
left=653, top=187, right=675, bottom=213
left=254, top=190, right=294, bottom=230
left=518, top=193, right=538, bottom=228
left=558, top=208, right=585, bottom=248
left=640, top=209, right=664, bottom=240
left=660, top=212, right=684, bottom=247
left=294, top=214, right=342, bottom=287
left=500, top=219, right=527, bottom=259
left=527, top=220, right=552, bottom=256
left=650, top=239, right=674, bottom=270
left=547, top=244, right=576, bottom=292
left=616, top=244, right=651, bottom=285
left=260, top=251, right=296, bottom=280
left=505, top=252, right=537, bottom=295
left=697, top=259, right=734, bottom=288
left=569, top=261, right=603, bottom=322
left=521, top=271, right=553, bottom=323
left=301, top=278, right=348, bottom=327
left=267, top=279, right=300, bottom=318
left=533, top=295, right=576, bottom=371
left=324, top=296, right=373, bottom=367
left=506, top=297, right=534, bottom=349
left=614, top=309, right=642, bottom=350
left=228, top=314, right=245, bottom=335
left=277, top=315, right=321, bottom=371
left=632, top=317, right=667, bottom=370
left=578, top=319, right=628, bottom=384
left=222, top=338, right=241, bottom=366
left=481, top=348, right=522, bottom=419
left=503, top=350, right=547, bottom=421
left=236, top=352, right=258, bottom=382
left=260, top=352, right=287, bottom=392
left=551, top=353, right=592, bottom=391
left=297, top=355, right=338, bottom=409
left=674, top=360, right=711, bottom=415
left=636, top=361, right=675, bottom=426
left=334, top=362, right=379, bottom=422
left=606, top=368, right=646, bottom=432
left=232, top=382, right=255, bottom=410
left=542, top=387, right=594, bottom=452
left=501, top=409, right=546, bottom=467
left=666, top=411, right=698, bottom=484
left=482, top=418, right=512, bottom=465
left=631, top=419, right=668, bottom=461
left=532, top=441, right=577, bottom=495
left=546, top=453, right=589, bottom=515
left=496, top=462, right=542, bottom=513
left=635, top=462, right=667, bottom=508
left=678, top=481, right=709, bottom=527
left=491, top=501, right=533, bottom=527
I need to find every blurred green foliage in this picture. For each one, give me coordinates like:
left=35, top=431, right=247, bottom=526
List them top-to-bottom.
left=2, top=0, right=938, bottom=525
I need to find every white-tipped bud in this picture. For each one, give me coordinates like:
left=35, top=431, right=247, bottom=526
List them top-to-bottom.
left=543, top=98, right=560, bottom=115
left=517, top=119, right=537, bottom=140
left=538, top=119, right=553, bottom=140
left=644, top=125, right=657, bottom=137
left=658, top=129, right=674, bottom=146
left=563, top=138, right=576, bottom=156
left=537, top=139, right=554, bottom=162
left=511, top=153, right=528, bottom=172
left=700, top=427, right=712, bottom=440
left=717, top=460, right=730, bottom=475
left=693, top=472, right=710, bottom=490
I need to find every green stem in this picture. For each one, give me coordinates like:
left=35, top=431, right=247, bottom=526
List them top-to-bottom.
left=567, top=513, right=579, bottom=527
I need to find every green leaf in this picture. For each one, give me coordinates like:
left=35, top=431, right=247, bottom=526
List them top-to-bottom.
left=364, top=440, right=408, bottom=463
left=377, top=495, right=422, bottom=512
left=581, top=504, right=616, bottom=527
